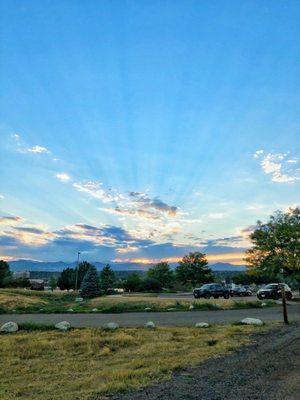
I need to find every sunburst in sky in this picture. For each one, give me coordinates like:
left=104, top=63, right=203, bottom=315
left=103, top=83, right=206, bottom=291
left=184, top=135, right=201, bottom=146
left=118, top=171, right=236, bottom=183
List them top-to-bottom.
left=0, top=1, right=299, bottom=264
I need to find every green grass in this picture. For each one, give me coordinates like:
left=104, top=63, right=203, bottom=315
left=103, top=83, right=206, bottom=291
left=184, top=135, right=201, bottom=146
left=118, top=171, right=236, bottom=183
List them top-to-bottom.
left=0, top=324, right=266, bottom=400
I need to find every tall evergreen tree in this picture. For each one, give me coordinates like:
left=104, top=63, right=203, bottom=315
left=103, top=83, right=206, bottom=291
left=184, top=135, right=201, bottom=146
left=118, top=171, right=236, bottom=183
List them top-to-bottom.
left=0, top=260, right=12, bottom=287
left=99, top=264, right=115, bottom=294
left=80, top=265, right=101, bottom=298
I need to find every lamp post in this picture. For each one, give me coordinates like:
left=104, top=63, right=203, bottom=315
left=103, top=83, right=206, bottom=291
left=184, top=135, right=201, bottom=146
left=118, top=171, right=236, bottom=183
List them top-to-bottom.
left=75, top=251, right=81, bottom=292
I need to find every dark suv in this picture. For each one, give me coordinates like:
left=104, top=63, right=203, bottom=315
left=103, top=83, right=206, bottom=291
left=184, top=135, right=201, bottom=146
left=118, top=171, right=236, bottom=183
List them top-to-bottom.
left=193, top=283, right=230, bottom=299
left=257, top=283, right=293, bottom=300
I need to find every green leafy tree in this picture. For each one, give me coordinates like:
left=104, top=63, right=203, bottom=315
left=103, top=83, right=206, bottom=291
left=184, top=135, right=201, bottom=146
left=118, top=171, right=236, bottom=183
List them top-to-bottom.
left=245, top=207, right=300, bottom=287
left=175, top=252, right=213, bottom=286
left=0, top=260, right=12, bottom=287
left=147, top=262, right=174, bottom=287
left=99, top=264, right=116, bottom=294
left=80, top=265, right=101, bottom=298
left=57, top=268, right=75, bottom=290
left=123, top=273, right=142, bottom=292
left=49, top=276, right=57, bottom=291
left=140, top=277, right=162, bottom=292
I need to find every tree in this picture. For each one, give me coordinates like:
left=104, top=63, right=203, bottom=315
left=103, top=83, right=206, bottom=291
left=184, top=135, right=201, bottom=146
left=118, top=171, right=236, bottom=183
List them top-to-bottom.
left=245, top=207, right=300, bottom=287
left=175, top=252, right=213, bottom=286
left=0, top=260, right=12, bottom=287
left=76, top=261, right=93, bottom=289
left=147, top=262, right=174, bottom=287
left=99, top=264, right=116, bottom=294
left=80, top=265, right=101, bottom=298
left=57, top=268, right=75, bottom=290
left=123, top=273, right=142, bottom=292
left=49, top=276, right=57, bottom=291
left=140, top=277, right=162, bottom=292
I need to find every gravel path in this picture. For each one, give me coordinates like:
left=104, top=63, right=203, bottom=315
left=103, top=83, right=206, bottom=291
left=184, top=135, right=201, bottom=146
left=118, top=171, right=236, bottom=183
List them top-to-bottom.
left=0, top=304, right=299, bottom=327
left=111, top=322, right=300, bottom=400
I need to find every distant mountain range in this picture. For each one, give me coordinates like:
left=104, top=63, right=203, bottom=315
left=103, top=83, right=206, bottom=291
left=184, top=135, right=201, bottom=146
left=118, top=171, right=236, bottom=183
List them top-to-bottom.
left=9, top=259, right=246, bottom=273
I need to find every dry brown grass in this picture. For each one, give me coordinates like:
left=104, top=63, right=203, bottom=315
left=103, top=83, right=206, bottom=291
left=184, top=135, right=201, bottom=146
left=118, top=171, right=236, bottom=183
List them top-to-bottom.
left=0, top=292, right=47, bottom=310
left=90, top=294, right=236, bottom=309
left=0, top=325, right=264, bottom=400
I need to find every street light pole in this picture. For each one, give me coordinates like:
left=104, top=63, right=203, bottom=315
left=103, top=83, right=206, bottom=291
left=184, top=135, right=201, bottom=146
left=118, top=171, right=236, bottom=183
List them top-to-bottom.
left=75, top=251, right=81, bottom=292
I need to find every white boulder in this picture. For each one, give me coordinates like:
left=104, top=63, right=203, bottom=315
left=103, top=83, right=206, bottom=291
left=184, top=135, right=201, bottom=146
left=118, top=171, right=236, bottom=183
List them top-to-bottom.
left=189, top=305, right=195, bottom=310
left=144, top=307, right=152, bottom=311
left=67, top=308, right=74, bottom=312
left=92, top=308, right=98, bottom=312
left=167, top=308, right=176, bottom=311
left=241, top=317, right=263, bottom=326
left=0, top=321, right=18, bottom=333
left=55, top=321, right=71, bottom=331
left=145, top=321, right=156, bottom=329
left=106, top=322, right=119, bottom=330
left=195, top=322, right=209, bottom=328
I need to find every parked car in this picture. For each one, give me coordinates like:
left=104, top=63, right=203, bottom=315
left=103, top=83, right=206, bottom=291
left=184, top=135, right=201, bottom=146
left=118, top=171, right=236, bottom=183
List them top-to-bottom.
left=193, top=283, right=230, bottom=299
left=257, top=283, right=293, bottom=300
left=230, top=286, right=252, bottom=297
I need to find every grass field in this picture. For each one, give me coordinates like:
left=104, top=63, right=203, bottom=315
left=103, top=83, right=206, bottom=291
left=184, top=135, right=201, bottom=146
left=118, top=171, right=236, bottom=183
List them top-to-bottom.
left=0, top=288, right=275, bottom=314
left=0, top=324, right=265, bottom=400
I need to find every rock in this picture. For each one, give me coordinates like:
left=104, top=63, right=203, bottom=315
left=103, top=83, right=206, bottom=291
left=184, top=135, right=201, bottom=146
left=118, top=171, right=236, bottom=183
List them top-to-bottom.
left=69, top=289, right=74, bottom=292
left=75, top=297, right=84, bottom=302
left=261, top=303, right=267, bottom=307
left=189, top=305, right=195, bottom=310
left=144, top=307, right=152, bottom=311
left=39, top=308, right=44, bottom=311
left=67, top=308, right=74, bottom=312
left=92, top=308, right=98, bottom=312
left=167, top=308, right=176, bottom=311
left=241, top=317, right=263, bottom=326
left=55, top=321, right=71, bottom=331
left=145, top=321, right=156, bottom=329
left=0, top=322, right=18, bottom=333
left=106, top=322, right=119, bottom=330
left=195, top=322, right=209, bottom=328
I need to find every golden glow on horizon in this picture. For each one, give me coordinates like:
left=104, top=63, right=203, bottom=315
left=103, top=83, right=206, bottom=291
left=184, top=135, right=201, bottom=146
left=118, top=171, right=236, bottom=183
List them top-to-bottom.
left=113, top=252, right=246, bottom=265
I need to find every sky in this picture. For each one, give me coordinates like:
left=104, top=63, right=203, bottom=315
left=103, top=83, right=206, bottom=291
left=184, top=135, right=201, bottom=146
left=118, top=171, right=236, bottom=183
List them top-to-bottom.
left=0, top=0, right=299, bottom=265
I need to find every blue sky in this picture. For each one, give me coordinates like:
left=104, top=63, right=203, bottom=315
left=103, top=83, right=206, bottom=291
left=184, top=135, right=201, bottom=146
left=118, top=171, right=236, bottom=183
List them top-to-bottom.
left=0, top=0, right=299, bottom=264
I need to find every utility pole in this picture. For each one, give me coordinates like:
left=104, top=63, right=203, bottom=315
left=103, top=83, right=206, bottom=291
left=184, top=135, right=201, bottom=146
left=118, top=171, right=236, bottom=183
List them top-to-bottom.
left=75, top=251, right=81, bottom=292
left=280, top=283, right=289, bottom=324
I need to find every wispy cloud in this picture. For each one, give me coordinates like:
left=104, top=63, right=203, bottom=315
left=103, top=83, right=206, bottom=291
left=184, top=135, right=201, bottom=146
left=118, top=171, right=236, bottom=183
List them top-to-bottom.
left=12, top=133, right=50, bottom=155
left=27, top=145, right=50, bottom=154
left=253, top=150, right=299, bottom=183
left=56, top=172, right=71, bottom=182
left=73, top=181, right=178, bottom=220
left=0, top=216, right=22, bottom=224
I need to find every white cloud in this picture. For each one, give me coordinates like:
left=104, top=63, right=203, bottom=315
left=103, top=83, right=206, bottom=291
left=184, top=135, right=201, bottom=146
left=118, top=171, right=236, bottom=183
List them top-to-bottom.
left=27, top=145, right=50, bottom=154
left=253, top=149, right=264, bottom=159
left=254, top=150, right=299, bottom=184
left=56, top=173, right=71, bottom=183
left=0, top=194, right=4, bottom=200
left=206, top=212, right=228, bottom=219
